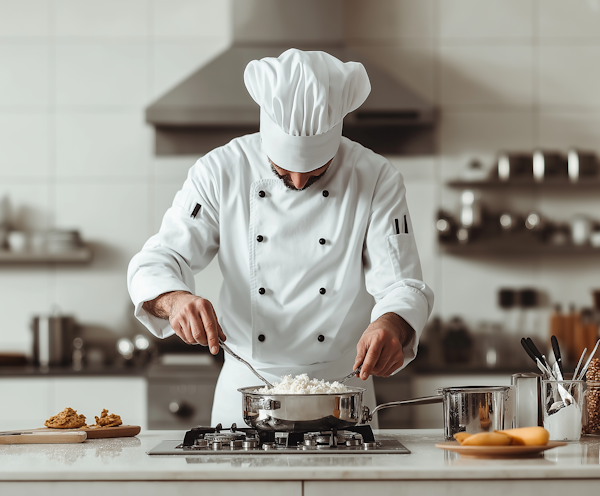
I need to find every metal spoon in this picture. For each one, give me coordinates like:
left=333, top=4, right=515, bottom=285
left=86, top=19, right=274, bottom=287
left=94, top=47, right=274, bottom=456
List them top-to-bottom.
left=218, top=338, right=274, bottom=389
left=338, top=365, right=362, bottom=384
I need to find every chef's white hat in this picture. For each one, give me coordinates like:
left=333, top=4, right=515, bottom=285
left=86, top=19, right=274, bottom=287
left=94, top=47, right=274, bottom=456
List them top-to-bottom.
left=244, top=48, right=371, bottom=173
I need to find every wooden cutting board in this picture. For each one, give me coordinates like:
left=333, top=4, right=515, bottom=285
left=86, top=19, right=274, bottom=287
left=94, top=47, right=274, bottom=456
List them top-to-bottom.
left=35, top=425, right=141, bottom=439
left=0, top=431, right=87, bottom=444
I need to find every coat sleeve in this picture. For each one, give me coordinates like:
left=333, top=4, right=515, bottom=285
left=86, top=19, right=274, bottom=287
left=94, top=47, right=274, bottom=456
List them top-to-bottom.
left=127, top=159, right=220, bottom=338
left=362, top=163, right=434, bottom=371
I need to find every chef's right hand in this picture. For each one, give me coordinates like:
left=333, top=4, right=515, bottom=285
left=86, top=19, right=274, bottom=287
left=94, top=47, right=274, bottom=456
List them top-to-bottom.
left=142, top=290, right=225, bottom=354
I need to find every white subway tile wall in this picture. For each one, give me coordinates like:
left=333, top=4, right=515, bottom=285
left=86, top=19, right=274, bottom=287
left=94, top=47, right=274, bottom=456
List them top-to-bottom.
left=0, top=0, right=599, bottom=353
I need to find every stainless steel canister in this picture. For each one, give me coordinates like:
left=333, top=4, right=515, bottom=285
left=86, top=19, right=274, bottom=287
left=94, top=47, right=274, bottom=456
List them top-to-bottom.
left=31, top=315, right=76, bottom=368
left=511, top=372, right=542, bottom=428
left=437, top=385, right=515, bottom=440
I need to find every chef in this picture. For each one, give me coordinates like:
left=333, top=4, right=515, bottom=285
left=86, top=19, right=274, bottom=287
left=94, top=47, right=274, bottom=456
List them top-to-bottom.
left=127, top=49, right=434, bottom=427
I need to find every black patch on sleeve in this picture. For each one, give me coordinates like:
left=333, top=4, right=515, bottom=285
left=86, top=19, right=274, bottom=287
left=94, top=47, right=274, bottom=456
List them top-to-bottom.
left=191, top=203, right=201, bottom=218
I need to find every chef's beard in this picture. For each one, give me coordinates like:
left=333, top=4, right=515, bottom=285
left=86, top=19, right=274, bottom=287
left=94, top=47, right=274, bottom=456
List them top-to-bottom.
left=270, top=164, right=328, bottom=191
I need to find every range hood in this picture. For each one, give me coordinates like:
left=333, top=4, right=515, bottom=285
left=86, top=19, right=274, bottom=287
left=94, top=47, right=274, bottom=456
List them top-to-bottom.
left=147, top=0, right=436, bottom=156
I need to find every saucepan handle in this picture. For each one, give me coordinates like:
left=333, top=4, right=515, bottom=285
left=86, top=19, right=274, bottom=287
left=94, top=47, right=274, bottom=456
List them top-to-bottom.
left=362, top=395, right=443, bottom=423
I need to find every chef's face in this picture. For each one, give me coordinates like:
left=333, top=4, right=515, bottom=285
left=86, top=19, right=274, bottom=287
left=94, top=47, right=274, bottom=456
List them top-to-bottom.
left=270, top=159, right=332, bottom=191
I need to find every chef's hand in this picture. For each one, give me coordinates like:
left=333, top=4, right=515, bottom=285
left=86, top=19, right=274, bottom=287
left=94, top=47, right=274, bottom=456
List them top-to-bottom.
left=142, top=290, right=225, bottom=354
left=353, top=312, right=415, bottom=380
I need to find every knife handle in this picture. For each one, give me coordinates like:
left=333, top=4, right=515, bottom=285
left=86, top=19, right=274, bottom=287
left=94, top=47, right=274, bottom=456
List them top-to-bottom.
left=551, top=335, right=564, bottom=373
left=521, top=338, right=538, bottom=364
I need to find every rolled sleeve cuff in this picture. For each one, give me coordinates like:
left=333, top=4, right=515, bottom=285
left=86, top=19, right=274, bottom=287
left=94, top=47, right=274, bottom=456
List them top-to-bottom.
left=128, top=268, right=193, bottom=339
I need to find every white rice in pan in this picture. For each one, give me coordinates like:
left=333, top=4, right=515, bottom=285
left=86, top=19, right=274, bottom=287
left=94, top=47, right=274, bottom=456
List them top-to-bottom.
left=255, top=373, right=349, bottom=394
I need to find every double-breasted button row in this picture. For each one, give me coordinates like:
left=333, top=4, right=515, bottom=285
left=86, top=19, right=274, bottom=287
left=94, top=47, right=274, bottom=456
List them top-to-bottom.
left=257, top=235, right=325, bottom=245
left=258, top=286, right=325, bottom=295
left=257, top=334, right=324, bottom=343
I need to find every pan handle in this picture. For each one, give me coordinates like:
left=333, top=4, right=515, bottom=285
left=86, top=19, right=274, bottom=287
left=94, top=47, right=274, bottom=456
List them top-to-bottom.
left=361, top=395, right=442, bottom=423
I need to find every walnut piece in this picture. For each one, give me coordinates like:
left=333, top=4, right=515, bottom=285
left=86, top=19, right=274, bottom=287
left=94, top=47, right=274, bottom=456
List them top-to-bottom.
left=45, top=407, right=87, bottom=429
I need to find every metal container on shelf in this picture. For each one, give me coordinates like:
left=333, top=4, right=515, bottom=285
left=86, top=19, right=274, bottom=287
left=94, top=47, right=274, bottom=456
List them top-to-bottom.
left=567, top=148, right=598, bottom=182
left=532, top=149, right=568, bottom=182
left=496, top=152, right=532, bottom=181
left=31, top=315, right=76, bottom=367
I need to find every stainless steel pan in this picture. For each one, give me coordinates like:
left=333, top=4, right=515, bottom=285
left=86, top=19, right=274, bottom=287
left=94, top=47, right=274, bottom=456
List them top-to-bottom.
left=238, top=384, right=514, bottom=439
left=238, top=386, right=441, bottom=432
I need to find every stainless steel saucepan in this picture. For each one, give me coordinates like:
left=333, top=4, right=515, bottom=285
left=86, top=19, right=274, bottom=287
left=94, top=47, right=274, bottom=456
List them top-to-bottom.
left=238, top=384, right=514, bottom=440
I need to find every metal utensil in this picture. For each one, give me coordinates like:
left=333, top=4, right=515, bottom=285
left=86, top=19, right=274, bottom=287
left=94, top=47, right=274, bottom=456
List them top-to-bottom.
left=551, top=335, right=564, bottom=379
left=219, top=338, right=274, bottom=389
left=577, top=339, right=600, bottom=381
left=573, top=347, right=587, bottom=382
left=338, top=365, right=362, bottom=384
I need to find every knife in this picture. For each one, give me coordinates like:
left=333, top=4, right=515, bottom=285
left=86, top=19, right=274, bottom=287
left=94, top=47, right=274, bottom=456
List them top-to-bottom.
left=551, top=335, right=564, bottom=379
left=526, top=337, right=551, bottom=371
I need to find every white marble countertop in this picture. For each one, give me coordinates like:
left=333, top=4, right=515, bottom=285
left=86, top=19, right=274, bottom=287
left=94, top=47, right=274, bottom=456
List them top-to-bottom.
left=1, top=429, right=599, bottom=481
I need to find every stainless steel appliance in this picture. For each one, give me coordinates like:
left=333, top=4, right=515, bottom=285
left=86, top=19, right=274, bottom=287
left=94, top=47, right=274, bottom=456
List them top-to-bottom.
left=146, top=362, right=221, bottom=429
left=148, top=423, right=410, bottom=455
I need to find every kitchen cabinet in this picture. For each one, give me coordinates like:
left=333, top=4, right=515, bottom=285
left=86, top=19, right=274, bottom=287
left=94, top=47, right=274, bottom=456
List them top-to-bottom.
left=0, top=376, right=146, bottom=430
left=0, top=378, right=54, bottom=429
left=305, top=480, right=597, bottom=496
left=0, top=482, right=302, bottom=496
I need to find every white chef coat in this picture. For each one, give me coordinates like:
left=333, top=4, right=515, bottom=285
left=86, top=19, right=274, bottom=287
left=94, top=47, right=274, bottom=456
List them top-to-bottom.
left=127, top=132, right=434, bottom=426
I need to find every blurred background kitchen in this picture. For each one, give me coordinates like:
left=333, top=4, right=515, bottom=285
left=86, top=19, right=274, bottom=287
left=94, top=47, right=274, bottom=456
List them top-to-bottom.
left=1, top=0, right=599, bottom=431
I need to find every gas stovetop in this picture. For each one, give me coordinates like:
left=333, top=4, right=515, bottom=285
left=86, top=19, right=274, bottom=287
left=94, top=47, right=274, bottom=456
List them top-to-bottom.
left=148, top=423, right=410, bottom=455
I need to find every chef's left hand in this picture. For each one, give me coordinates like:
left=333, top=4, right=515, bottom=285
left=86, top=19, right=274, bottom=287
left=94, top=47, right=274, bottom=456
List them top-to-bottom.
left=353, top=313, right=415, bottom=380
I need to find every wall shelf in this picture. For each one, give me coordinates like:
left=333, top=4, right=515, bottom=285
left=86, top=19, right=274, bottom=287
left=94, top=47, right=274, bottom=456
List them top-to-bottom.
left=446, top=179, right=600, bottom=190
left=440, top=241, right=600, bottom=257
left=0, top=246, right=93, bottom=264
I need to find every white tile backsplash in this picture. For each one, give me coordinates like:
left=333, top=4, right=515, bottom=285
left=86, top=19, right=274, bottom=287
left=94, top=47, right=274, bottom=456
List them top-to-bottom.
left=0, top=0, right=51, bottom=37
left=55, top=0, right=149, bottom=38
left=152, top=0, right=230, bottom=38
left=439, top=0, right=534, bottom=40
left=540, top=0, right=600, bottom=39
left=55, top=42, right=149, bottom=106
left=0, top=43, right=50, bottom=106
left=440, top=45, right=533, bottom=105
left=540, top=45, right=600, bottom=106
left=439, top=110, right=534, bottom=181
left=55, top=111, right=152, bottom=179
left=539, top=111, right=600, bottom=153
left=0, top=113, right=51, bottom=178
left=153, top=155, right=196, bottom=180
left=152, top=180, right=184, bottom=233
left=0, top=182, right=52, bottom=231
left=53, top=182, right=150, bottom=329
left=54, top=182, right=149, bottom=255
left=0, top=268, right=52, bottom=353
